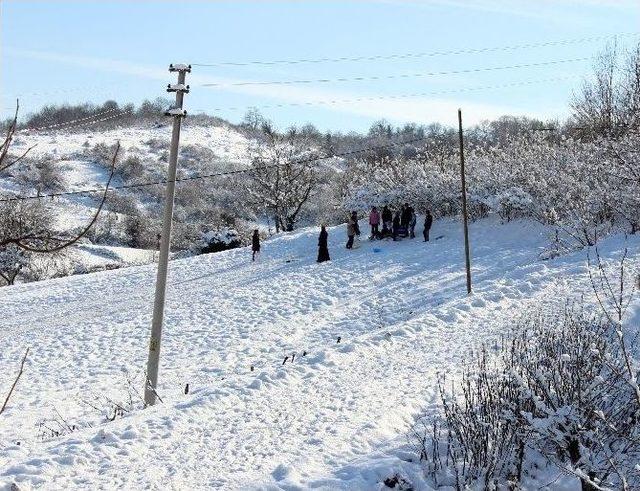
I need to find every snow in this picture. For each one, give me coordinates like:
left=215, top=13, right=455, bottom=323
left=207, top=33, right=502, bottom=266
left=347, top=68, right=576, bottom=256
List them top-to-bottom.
left=14, top=122, right=250, bottom=166
left=59, top=159, right=116, bottom=192
left=0, top=216, right=638, bottom=489
left=201, top=229, right=240, bottom=245
left=70, top=244, right=157, bottom=269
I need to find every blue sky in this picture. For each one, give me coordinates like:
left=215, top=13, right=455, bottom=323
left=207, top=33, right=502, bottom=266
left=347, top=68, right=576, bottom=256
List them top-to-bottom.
left=1, top=0, right=639, bottom=132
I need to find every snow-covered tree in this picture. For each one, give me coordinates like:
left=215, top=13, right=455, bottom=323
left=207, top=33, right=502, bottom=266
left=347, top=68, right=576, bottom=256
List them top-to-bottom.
left=245, top=123, right=318, bottom=232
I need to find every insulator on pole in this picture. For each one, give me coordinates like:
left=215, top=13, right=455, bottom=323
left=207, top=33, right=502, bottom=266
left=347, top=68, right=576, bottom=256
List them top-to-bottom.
left=169, top=63, right=192, bottom=73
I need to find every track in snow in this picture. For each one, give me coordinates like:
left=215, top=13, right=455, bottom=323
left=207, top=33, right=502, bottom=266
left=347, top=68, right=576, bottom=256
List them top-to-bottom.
left=1, top=217, right=635, bottom=489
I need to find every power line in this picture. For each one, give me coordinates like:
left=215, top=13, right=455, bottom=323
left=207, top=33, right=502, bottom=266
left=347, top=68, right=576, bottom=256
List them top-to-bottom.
left=191, top=32, right=638, bottom=68
left=200, top=57, right=592, bottom=88
left=200, top=75, right=578, bottom=113
left=21, top=106, right=122, bottom=128
left=19, top=108, right=134, bottom=133
left=21, top=108, right=126, bottom=132
left=7, top=118, right=634, bottom=204
left=0, top=136, right=430, bottom=203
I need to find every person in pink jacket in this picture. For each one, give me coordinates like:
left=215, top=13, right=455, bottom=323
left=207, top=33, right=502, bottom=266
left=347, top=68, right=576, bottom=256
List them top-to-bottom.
left=369, top=206, right=380, bottom=239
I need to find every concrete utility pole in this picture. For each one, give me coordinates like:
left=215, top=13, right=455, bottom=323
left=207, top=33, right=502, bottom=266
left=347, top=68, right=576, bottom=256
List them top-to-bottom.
left=145, top=64, right=190, bottom=406
left=458, top=109, right=472, bottom=295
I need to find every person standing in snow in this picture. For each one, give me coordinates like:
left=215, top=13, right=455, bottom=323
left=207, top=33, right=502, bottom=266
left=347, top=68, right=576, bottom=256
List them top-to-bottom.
left=401, top=203, right=413, bottom=228
left=381, top=205, right=393, bottom=236
left=369, top=206, right=380, bottom=239
left=409, top=209, right=417, bottom=238
left=423, top=210, right=433, bottom=242
left=346, top=211, right=359, bottom=249
left=392, top=211, right=401, bottom=241
left=317, top=225, right=330, bottom=262
left=252, top=229, right=260, bottom=261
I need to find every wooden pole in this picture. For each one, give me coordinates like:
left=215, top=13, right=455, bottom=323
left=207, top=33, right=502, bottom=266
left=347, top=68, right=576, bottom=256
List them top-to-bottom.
left=458, top=109, right=472, bottom=294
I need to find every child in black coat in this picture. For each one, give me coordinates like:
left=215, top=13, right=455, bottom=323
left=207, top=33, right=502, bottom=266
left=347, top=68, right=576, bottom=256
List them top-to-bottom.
left=423, top=211, right=433, bottom=242
left=317, top=225, right=330, bottom=262
left=252, top=229, right=260, bottom=261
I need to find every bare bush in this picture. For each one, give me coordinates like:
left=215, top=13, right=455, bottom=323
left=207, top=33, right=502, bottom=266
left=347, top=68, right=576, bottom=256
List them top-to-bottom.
left=13, top=154, right=66, bottom=194
left=119, top=154, right=145, bottom=181
left=0, top=199, right=55, bottom=285
left=86, top=211, right=121, bottom=245
left=121, top=213, right=160, bottom=249
left=418, top=296, right=640, bottom=490
left=37, top=371, right=150, bottom=441
left=79, top=371, right=148, bottom=423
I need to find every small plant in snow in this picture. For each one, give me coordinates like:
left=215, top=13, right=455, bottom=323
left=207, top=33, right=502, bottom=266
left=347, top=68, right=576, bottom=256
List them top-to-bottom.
left=417, top=298, right=640, bottom=490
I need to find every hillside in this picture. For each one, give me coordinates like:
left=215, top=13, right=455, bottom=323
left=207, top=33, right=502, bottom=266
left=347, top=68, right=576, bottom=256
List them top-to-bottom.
left=1, top=120, right=253, bottom=277
left=1, top=217, right=637, bottom=489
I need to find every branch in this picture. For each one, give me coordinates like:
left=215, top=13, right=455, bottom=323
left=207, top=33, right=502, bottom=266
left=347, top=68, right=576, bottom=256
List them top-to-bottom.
left=0, top=99, right=19, bottom=168
left=0, top=144, right=37, bottom=174
left=0, top=347, right=30, bottom=415
left=144, top=374, right=164, bottom=405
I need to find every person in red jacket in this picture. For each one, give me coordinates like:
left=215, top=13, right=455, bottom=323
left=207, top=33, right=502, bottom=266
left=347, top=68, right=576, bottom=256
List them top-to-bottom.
left=369, top=206, right=380, bottom=239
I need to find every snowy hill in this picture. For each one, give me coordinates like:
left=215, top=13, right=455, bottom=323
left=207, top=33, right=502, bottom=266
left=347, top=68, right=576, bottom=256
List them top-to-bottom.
left=14, top=120, right=249, bottom=166
left=1, top=121, right=253, bottom=279
left=1, top=216, right=637, bottom=489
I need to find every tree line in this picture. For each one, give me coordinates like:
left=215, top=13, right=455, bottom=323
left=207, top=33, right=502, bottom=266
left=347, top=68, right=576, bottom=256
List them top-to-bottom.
left=0, top=42, right=638, bottom=285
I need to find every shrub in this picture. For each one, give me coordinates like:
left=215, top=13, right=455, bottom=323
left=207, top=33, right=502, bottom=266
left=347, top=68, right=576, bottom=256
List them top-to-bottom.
left=119, top=154, right=145, bottom=181
left=12, top=155, right=66, bottom=194
left=121, top=213, right=160, bottom=249
left=199, top=228, right=242, bottom=254
left=418, top=303, right=640, bottom=490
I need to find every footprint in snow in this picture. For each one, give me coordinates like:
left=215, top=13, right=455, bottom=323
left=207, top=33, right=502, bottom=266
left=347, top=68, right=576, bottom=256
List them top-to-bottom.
left=471, top=297, right=486, bottom=307
left=272, top=463, right=294, bottom=482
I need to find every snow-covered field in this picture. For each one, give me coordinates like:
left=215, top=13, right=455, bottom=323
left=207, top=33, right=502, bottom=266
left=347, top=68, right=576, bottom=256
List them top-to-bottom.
left=0, top=217, right=638, bottom=489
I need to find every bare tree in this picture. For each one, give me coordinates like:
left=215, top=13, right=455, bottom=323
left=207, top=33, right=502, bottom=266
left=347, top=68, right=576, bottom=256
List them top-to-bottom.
left=571, top=42, right=640, bottom=137
left=240, top=107, right=267, bottom=133
left=246, top=123, right=317, bottom=232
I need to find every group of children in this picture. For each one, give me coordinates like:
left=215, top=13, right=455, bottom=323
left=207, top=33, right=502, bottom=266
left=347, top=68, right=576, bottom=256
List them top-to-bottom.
left=346, top=204, right=433, bottom=247
left=251, top=205, right=434, bottom=264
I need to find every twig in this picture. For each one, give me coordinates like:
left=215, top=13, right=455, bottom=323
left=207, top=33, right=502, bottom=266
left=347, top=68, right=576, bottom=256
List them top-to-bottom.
left=0, top=347, right=30, bottom=415
left=144, top=373, right=164, bottom=404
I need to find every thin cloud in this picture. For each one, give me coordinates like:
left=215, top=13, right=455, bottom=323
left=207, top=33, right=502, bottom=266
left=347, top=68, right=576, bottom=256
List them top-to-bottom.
left=373, top=0, right=639, bottom=23
left=4, top=47, right=566, bottom=126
